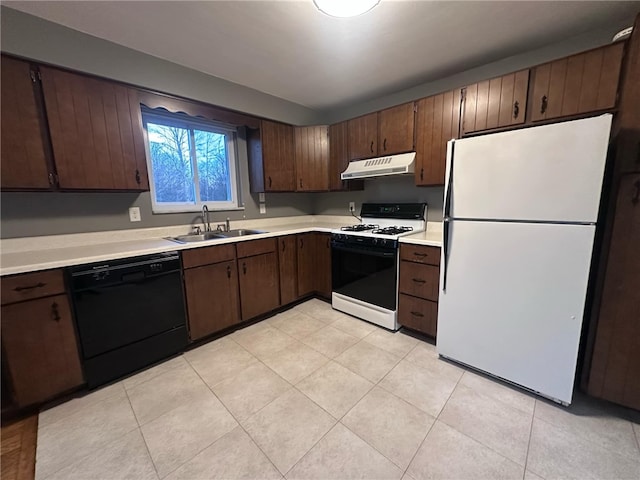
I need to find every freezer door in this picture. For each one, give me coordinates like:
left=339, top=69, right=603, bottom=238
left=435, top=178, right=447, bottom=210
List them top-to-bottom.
left=449, top=114, right=612, bottom=223
left=437, top=220, right=596, bottom=404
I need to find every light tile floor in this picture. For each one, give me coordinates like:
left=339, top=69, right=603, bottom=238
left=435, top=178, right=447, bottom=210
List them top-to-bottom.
left=36, top=299, right=640, bottom=480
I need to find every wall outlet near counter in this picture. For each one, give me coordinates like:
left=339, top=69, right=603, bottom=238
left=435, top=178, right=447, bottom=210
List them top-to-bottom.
left=349, top=202, right=355, bottom=212
left=129, top=207, right=141, bottom=222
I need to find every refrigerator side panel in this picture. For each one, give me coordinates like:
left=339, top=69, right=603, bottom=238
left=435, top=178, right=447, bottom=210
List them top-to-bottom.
left=450, top=114, right=612, bottom=223
left=437, top=221, right=596, bottom=404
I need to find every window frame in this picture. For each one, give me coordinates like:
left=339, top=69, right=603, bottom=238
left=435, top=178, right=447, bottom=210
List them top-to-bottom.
left=142, top=109, right=242, bottom=214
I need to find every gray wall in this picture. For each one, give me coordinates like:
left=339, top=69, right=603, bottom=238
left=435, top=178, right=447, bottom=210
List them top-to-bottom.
left=0, top=7, right=319, bottom=126
left=320, top=21, right=633, bottom=124
left=0, top=129, right=314, bottom=238
left=313, top=179, right=443, bottom=222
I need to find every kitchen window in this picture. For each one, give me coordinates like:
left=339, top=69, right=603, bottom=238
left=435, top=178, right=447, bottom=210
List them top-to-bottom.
left=142, top=109, right=241, bottom=213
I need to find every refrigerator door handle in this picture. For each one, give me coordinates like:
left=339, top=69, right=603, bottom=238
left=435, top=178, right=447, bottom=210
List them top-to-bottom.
left=443, top=140, right=455, bottom=219
left=442, top=219, right=451, bottom=292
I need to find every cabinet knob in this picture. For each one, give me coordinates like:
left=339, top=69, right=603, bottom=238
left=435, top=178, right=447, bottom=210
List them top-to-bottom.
left=540, top=95, right=548, bottom=115
left=513, top=101, right=520, bottom=119
left=383, top=138, right=387, bottom=151
left=370, top=141, right=374, bottom=153
left=420, top=168, right=424, bottom=181
left=135, top=169, right=141, bottom=185
left=268, top=176, right=272, bottom=188
left=300, top=178, right=303, bottom=189
left=300, top=238, right=304, bottom=248
left=282, top=240, right=286, bottom=252
left=242, top=262, right=247, bottom=274
left=227, top=265, right=232, bottom=278
left=51, top=302, right=61, bottom=322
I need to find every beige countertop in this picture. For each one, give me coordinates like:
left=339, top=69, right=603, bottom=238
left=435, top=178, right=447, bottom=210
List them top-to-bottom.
left=0, top=215, right=443, bottom=276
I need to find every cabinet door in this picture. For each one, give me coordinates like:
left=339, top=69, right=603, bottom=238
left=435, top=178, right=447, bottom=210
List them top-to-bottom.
left=531, top=43, right=624, bottom=122
left=1, top=56, right=52, bottom=190
left=40, top=66, right=148, bottom=190
left=462, top=71, right=528, bottom=134
left=415, top=90, right=460, bottom=186
left=378, top=102, right=415, bottom=155
left=348, top=113, right=378, bottom=160
left=261, top=120, right=295, bottom=191
left=328, top=122, right=364, bottom=191
left=294, top=125, right=329, bottom=191
left=587, top=174, right=640, bottom=410
left=297, top=233, right=316, bottom=297
left=315, top=233, right=332, bottom=299
left=278, top=236, right=298, bottom=306
left=238, top=252, right=280, bottom=320
left=184, top=260, right=240, bottom=341
left=1, top=295, right=84, bottom=407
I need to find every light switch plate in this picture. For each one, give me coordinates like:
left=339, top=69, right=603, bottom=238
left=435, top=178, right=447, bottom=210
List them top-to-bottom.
left=259, top=204, right=266, bottom=214
left=129, top=207, right=141, bottom=222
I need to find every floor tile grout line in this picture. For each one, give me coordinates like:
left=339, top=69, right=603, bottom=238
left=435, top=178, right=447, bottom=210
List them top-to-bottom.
left=123, top=384, right=161, bottom=480
left=522, top=399, right=537, bottom=479
left=400, top=412, right=438, bottom=477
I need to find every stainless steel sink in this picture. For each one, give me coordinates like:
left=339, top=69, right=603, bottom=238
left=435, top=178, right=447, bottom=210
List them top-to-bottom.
left=216, top=229, right=266, bottom=237
left=166, top=232, right=227, bottom=244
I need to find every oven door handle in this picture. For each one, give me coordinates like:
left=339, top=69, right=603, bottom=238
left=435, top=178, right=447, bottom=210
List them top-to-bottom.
left=331, top=243, right=396, bottom=258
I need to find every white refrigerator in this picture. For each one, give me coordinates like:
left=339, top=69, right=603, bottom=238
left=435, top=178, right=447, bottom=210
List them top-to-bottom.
left=436, top=114, right=613, bottom=405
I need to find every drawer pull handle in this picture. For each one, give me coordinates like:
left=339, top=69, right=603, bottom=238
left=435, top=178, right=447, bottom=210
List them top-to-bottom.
left=540, top=95, right=548, bottom=114
left=413, top=252, right=427, bottom=257
left=412, top=278, right=426, bottom=284
left=13, top=282, right=46, bottom=292
left=51, top=302, right=61, bottom=322
left=410, top=311, right=424, bottom=317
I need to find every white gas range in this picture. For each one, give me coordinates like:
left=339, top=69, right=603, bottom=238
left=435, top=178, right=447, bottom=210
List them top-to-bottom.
left=330, top=203, right=427, bottom=330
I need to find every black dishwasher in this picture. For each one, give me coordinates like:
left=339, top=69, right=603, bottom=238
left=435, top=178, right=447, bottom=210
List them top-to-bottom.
left=68, top=252, right=188, bottom=388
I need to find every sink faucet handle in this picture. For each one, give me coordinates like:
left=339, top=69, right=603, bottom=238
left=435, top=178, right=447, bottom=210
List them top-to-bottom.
left=226, top=217, right=230, bottom=232
left=192, top=225, right=202, bottom=235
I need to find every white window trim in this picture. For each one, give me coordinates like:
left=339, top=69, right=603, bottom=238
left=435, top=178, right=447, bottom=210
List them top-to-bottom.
left=142, top=109, right=243, bottom=214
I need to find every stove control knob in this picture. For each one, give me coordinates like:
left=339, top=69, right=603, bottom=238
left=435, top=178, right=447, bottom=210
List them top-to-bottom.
left=372, top=237, right=378, bottom=244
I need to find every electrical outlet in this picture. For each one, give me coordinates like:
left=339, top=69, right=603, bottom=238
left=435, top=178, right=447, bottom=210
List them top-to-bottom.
left=349, top=202, right=355, bottom=212
left=129, top=207, right=141, bottom=222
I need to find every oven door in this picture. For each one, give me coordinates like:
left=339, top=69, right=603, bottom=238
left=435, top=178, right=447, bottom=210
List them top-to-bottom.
left=331, top=240, right=398, bottom=311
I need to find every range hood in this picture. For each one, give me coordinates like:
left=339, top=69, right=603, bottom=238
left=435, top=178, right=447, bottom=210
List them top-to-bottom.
left=340, top=152, right=416, bottom=179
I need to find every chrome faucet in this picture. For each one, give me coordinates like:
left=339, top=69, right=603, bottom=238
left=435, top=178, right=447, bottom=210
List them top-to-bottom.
left=202, top=205, right=211, bottom=232
left=226, top=217, right=231, bottom=232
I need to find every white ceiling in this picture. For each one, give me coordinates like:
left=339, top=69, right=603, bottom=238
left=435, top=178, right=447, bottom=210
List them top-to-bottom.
left=4, top=1, right=639, bottom=110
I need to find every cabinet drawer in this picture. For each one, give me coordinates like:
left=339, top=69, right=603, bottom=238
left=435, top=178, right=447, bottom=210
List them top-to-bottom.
left=236, top=238, right=276, bottom=258
left=182, top=244, right=236, bottom=269
left=400, top=244, right=440, bottom=266
left=399, top=261, right=439, bottom=301
left=1, top=269, right=65, bottom=305
left=398, top=294, right=437, bottom=337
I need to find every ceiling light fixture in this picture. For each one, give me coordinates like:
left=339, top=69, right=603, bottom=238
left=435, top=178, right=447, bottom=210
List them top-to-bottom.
left=313, top=0, right=380, bottom=18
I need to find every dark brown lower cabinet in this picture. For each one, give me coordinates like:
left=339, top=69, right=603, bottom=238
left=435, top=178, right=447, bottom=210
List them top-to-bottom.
left=297, top=233, right=316, bottom=297
left=315, top=233, right=332, bottom=299
left=277, top=236, right=298, bottom=305
left=397, top=244, right=441, bottom=338
left=238, top=252, right=280, bottom=321
left=183, top=261, right=240, bottom=341
left=1, top=293, right=84, bottom=407
left=398, top=294, right=438, bottom=337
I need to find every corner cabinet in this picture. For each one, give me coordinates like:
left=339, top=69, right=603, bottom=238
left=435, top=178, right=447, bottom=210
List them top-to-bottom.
left=530, top=43, right=624, bottom=122
left=0, top=56, right=53, bottom=190
left=462, top=70, right=529, bottom=134
left=415, top=90, right=461, bottom=186
left=248, top=120, right=296, bottom=192
left=294, top=125, right=329, bottom=191
left=182, top=244, right=240, bottom=341
left=1, top=269, right=84, bottom=408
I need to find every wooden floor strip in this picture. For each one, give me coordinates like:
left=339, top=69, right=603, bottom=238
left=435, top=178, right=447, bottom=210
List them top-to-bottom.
left=1, top=414, right=38, bottom=480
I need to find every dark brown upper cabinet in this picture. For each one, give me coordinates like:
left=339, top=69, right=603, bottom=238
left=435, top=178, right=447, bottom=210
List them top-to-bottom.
left=530, top=43, right=624, bottom=122
left=1, top=56, right=54, bottom=190
left=39, top=66, right=149, bottom=191
left=462, top=70, right=529, bottom=134
left=415, top=89, right=461, bottom=186
left=378, top=102, right=415, bottom=155
left=348, top=112, right=378, bottom=160
left=247, top=120, right=296, bottom=192
left=328, top=121, right=364, bottom=191
left=294, top=125, right=329, bottom=191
